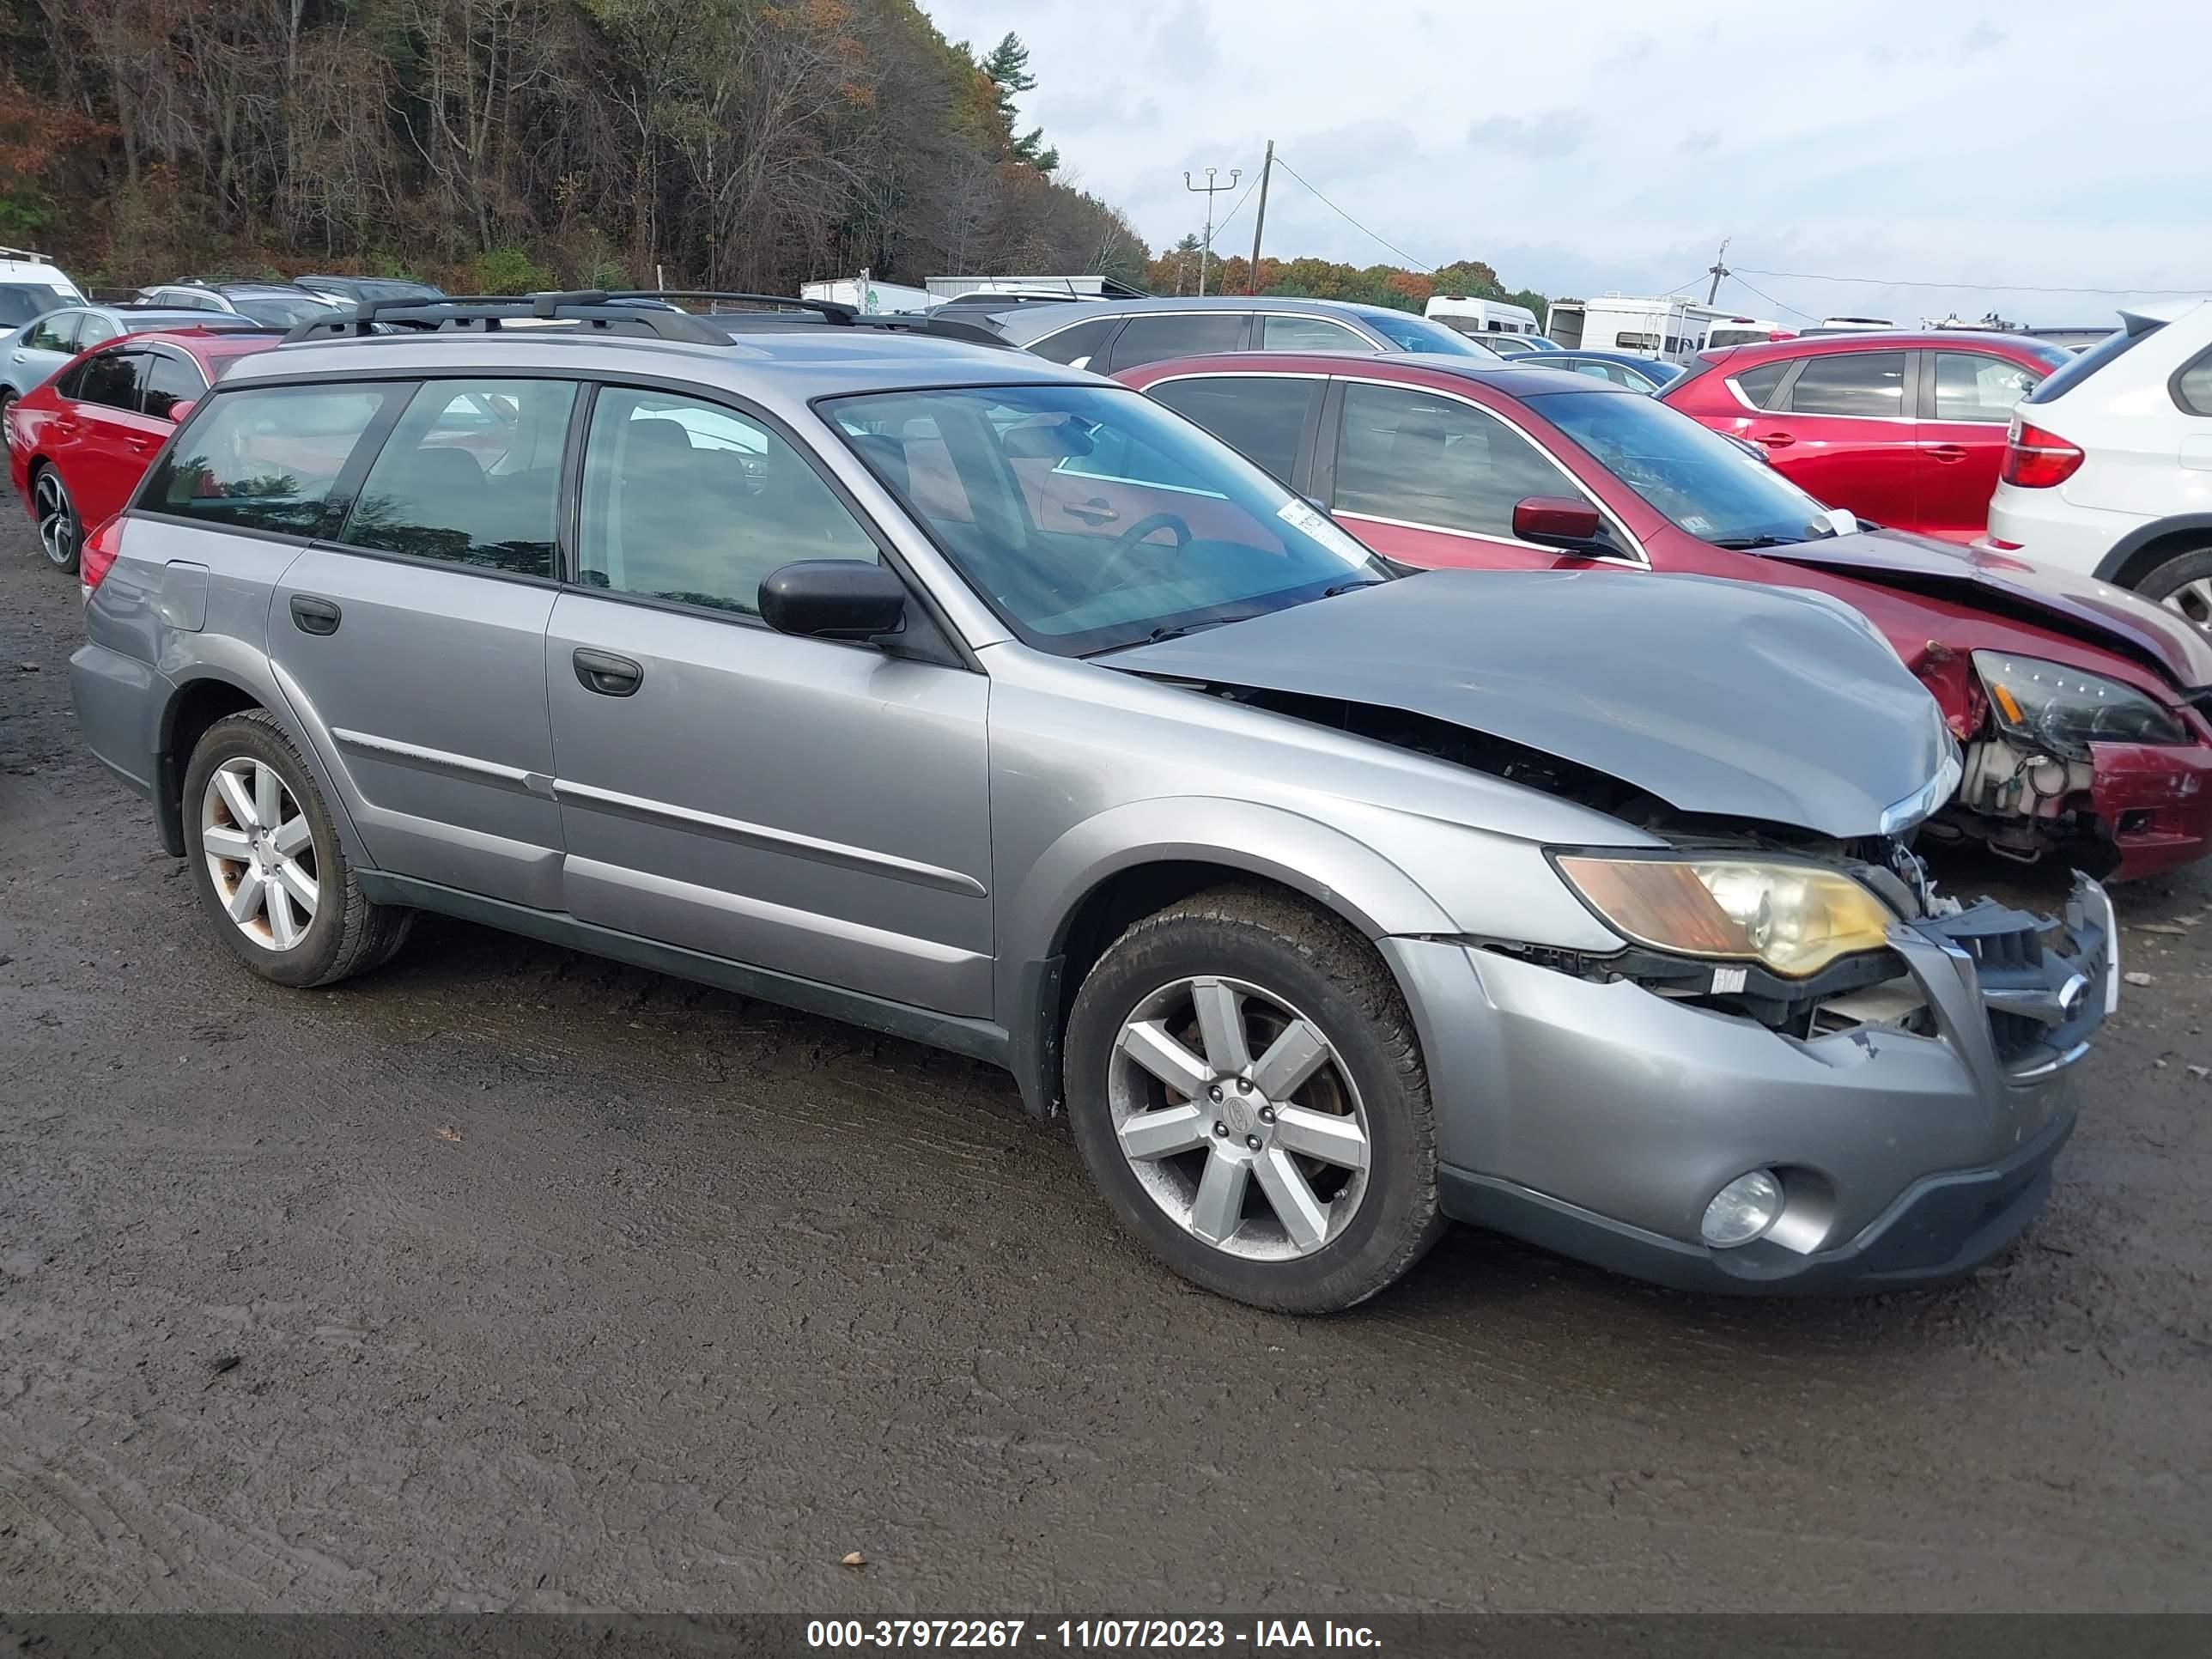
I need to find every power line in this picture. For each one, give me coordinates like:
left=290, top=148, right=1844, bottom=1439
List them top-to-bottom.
left=1270, top=153, right=1435, bottom=273
left=1207, top=168, right=1264, bottom=243
left=1735, top=264, right=2204, bottom=297
left=1724, top=272, right=1820, bottom=324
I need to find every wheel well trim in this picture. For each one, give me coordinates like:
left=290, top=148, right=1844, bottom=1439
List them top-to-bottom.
left=2091, top=514, right=2212, bottom=586
left=157, top=668, right=366, bottom=864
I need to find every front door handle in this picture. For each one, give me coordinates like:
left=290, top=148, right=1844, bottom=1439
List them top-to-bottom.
left=1754, top=431, right=1796, bottom=449
left=1927, top=444, right=1968, bottom=463
left=1065, top=497, right=1120, bottom=525
left=289, top=594, right=342, bottom=635
left=574, top=647, right=643, bottom=697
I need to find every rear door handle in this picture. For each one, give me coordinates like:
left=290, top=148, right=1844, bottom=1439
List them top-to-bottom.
left=1754, top=431, right=1796, bottom=449
left=1927, top=444, right=1968, bottom=463
left=1065, top=497, right=1120, bottom=525
left=289, top=594, right=342, bottom=635
left=574, top=647, right=643, bottom=697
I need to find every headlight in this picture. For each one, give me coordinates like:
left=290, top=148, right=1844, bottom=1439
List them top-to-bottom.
left=1972, top=651, right=2188, bottom=762
left=1555, top=855, right=1895, bottom=978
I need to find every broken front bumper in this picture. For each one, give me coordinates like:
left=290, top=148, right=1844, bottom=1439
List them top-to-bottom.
left=1386, top=874, right=2118, bottom=1295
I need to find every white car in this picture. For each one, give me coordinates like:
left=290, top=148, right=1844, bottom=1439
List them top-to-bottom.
left=0, top=246, right=86, bottom=333
left=1985, top=298, right=2212, bottom=620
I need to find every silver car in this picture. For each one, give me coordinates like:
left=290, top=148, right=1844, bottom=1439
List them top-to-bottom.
left=951, top=294, right=1508, bottom=373
left=68, top=295, right=2117, bottom=1312
left=1, top=305, right=249, bottom=414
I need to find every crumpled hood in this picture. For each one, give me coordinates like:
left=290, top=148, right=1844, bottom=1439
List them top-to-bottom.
left=1771, top=529, right=2212, bottom=690
left=1107, top=568, right=1957, bottom=840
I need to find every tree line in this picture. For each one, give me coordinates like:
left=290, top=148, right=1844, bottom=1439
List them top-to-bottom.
left=0, top=0, right=1546, bottom=321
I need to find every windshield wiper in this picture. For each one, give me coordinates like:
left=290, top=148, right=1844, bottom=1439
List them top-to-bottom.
left=1706, top=534, right=1804, bottom=550
left=1322, top=578, right=1388, bottom=597
left=1134, top=611, right=1268, bottom=645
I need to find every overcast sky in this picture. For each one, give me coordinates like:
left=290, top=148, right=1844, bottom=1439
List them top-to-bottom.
left=921, top=0, right=2208, bottom=327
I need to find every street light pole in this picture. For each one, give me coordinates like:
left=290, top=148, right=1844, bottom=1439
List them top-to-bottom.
left=1184, top=165, right=1240, bottom=298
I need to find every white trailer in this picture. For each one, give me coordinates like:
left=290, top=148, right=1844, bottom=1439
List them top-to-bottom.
left=799, top=272, right=938, bottom=315
left=1547, top=294, right=1735, bottom=365
left=1424, top=295, right=1541, bottom=337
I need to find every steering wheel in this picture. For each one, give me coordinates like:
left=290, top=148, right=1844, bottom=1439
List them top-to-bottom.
left=1093, top=511, right=1193, bottom=588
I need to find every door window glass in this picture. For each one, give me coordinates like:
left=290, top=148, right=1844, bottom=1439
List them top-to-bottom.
left=23, top=312, right=78, bottom=354
left=77, top=313, right=118, bottom=346
left=1106, top=313, right=1247, bottom=372
left=1028, top=314, right=1118, bottom=368
left=1261, top=314, right=1375, bottom=353
left=71, top=348, right=143, bottom=412
left=1784, top=351, right=1908, bottom=417
left=1932, top=352, right=2039, bottom=422
left=140, top=353, right=204, bottom=421
left=1729, top=362, right=1790, bottom=408
left=1148, top=375, right=1321, bottom=485
left=344, top=380, right=574, bottom=575
left=1333, top=383, right=1569, bottom=538
left=145, top=384, right=395, bottom=535
left=578, top=388, right=877, bottom=616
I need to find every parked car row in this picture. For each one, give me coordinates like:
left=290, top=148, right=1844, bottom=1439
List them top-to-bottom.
left=3, top=287, right=2126, bottom=1316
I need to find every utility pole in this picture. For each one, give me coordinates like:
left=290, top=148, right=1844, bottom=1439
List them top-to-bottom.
left=1246, top=140, right=1274, bottom=295
left=1184, top=165, right=1240, bottom=297
left=1705, top=237, right=1731, bottom=305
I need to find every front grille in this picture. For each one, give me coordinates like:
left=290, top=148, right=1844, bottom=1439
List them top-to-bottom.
left=1921, top=898, right=2094, bottom=1068
left=1937, top=907, right=2045, bottom=973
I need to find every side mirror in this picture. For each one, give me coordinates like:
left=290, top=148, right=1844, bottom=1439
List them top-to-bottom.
left=165, top=398, right=197, bottom=426
left=1512, top=495, right=1607, bottom=550
left=760, top=560, right=908, bottom=641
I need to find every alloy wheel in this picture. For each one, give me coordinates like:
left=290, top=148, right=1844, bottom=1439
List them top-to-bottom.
left=33, top=471, right=75, bottom=568
left=2160, top=576, right=2212, bottom=628
left=200, top=757, right=319, bottom=951
left=1108, top=975, right=1371, bottom=1260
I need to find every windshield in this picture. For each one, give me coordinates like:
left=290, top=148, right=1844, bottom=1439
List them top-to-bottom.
left=0, top=284, right=72, bottom=327
left=229, top=293, right=339, bottom=325
left=1363, top=311, right=1502, bottom=358
left=823, top=383, right=1391, bottom=656
left=1527, top=388, right=1845, bottom=547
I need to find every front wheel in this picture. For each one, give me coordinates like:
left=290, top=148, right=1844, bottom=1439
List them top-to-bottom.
left=2132, top=546, right=2212, bottom=627
left=181, top=709, right=414, bottom=988
left=1064, top=886, right=1445, bottom=1313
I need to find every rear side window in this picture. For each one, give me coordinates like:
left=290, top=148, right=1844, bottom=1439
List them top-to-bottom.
left=1106, top=313, right=1247, bottom=373
left=1028, top=314, right=1119, bottom=368
left=1261, top=314, right=1374, bottom=353
left=1784, top=351, right=1907, bottom=417
left=2177, top=351, right=2212, bottom=417
left=1931, top=352, right=2039, bottom=422
left=1729, top=362, right=1790, bottom=408
left=1149, top=374, right=1321, bottom=484
left=343, top=380, right=575, bottom=576
left=1332, top=382, right=1568, bottom=538
left=146, top=384, right=395, bottom=536
left=578, top=388, right=877, bottom=617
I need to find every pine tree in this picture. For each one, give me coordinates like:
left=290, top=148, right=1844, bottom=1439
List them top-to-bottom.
left=979, top=32, right=1059, bottom=174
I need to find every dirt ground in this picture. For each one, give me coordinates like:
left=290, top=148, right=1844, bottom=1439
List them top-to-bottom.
left=2, top=510, right=2208, bottom=1616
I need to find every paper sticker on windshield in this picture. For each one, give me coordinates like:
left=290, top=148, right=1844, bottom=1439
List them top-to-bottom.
left=1278, top=498, right=1371, bottom=561
left=1826, top=507, right=1860, bottom=536
left=1681, top=514, right=1714, bottom=534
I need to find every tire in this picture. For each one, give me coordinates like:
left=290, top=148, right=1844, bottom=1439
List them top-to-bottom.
left=31, top=462, right=79, bottom=574
left=2130, top=545, right=2212, bottom=627
left=181, top=709, right=414, bottom=988
left=1063, top=885, right=1445, bottom=1313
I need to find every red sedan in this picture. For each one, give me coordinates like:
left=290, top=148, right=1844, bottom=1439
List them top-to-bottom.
left=6, top=325, right=280, bottom=573
left=1660, top=330, right=2075, bottom=543
left=1115, top=351, right=2212, bottom=881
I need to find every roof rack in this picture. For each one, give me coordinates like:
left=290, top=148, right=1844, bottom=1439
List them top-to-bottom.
left=1, top=244, right=54, bottom=263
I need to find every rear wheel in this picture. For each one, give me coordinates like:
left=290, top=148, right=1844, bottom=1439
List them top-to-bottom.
left=32, top=465, right=77, bottom=574
left=2131, top=546, right=2212, bottom=626
left=182, top=710, right=413, bottom=988
left=1064, top=886, right=1445, bottom=1313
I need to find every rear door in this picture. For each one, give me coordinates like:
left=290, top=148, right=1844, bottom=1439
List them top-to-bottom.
left=59, top=347, right=173, bottom=526
left=1745, top=348, right=1918, bottom=526
left=1913, top=349, right=2041, bottom=539
left=1144, top=371, right=1326, bottom=488
left=271, top=376, right=577, bottom=908
left=1318, top=379, right=1618, bottom=571
left=544, top=385, right=993, bottom=1015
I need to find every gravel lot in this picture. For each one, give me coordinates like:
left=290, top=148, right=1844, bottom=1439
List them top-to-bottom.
left=2, top=508, right=2208, bottom=1614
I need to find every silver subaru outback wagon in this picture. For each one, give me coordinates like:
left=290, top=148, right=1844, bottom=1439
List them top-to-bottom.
left=68, top=295, right=2118, bottom=1313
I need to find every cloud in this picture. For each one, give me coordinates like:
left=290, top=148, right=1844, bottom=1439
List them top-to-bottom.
left=1959, top=20, right=2005, bottom=53
left=1464, top=112, right=1582, bottom=159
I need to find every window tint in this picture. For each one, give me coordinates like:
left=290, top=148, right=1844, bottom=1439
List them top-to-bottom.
left=0, top=284, right=70, bottom=326
left=156, top=289, right=221, bottom=311
left=23, top=312, right=78, bottom=354
left=1106, top=312, right=1247, bottom=372
left=77, top=313, right=118, bottom=346
left=1029, top=314, right=1119, bottom=368
left=1261, top=314, right=1374, bottom=353
left=1614, top=332, right=1659, bottom=351
left=71, top=348, right=143, bottom=412
left=2174, top=350, right=2212, bottom=417
left=1785, top=351, right=1907, bottom=417
left=139, top=353, right=203, bottom=421
left=1932, top=353, right=2039, bottom=422
left=1730, top=362, right=1790, bottom=408
left=1149, top=374, right=1320, bottom=485
left=344, top=380, right=574, bottom=576
left=1333, top=383, right=1569, bottom=538
left=146, top=384, right=394, bottom=535
left=579, top=388, right=876, bottom=617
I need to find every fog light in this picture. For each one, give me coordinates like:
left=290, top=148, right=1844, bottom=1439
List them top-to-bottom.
left=1702, top=1170, right=1783, bottom=1248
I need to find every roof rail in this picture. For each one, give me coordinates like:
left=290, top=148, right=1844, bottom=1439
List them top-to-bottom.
left=1, top=245, right=53, bottom=263
left=283, top=289, right=733, bottom=345
left=608, top=290, right=860, bottom=324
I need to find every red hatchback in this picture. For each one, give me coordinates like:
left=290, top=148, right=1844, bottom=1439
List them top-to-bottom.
left=6, top=325, right=281, bottom=574
left=1661, top=331, right=2075, bottom=543
left=1115, top=352, right=2212, bottom=881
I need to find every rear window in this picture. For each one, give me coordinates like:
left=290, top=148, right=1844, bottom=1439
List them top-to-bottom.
left=0, top=283, right=71, bottom=327
left=2026, top=321, right=2160, bottom=405
left=143, top=384, right=397, bottom=536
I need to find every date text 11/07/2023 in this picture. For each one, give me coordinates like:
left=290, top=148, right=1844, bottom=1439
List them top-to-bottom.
left=805, top=1619, right=1383, bottom=1649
